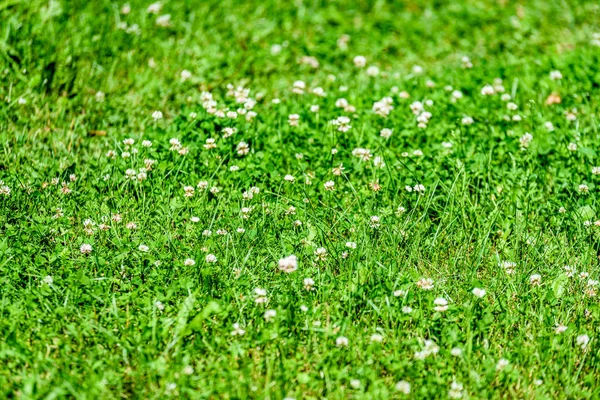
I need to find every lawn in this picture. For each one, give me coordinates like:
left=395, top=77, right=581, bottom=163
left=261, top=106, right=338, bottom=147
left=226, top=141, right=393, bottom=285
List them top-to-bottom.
left=1, top=0, right=600, bottom=398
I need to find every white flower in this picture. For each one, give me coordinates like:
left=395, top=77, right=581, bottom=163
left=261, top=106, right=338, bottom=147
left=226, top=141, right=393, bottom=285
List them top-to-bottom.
left=147, top=2, right=162, bottom=13
left=155, top=14, right=171, bottom=27
left=353, top=55, right=366, bottom=67
left=366, top=66, right=379, bottom=76
left=180, top=70, right=192, bottom=81
left=550, top=70, right=563, bottom=80
left=481, top=85, right=495, bottom=95
left=373, top=97, right=394, bottom=117
left=151, top=110, right=163, bottom=120
left=288, top=114, right=300, bottom=126
left=461, top=116, right=474, bottom=125
left=380, top=128, right=392, bottom=139
left=519, top=133, right=533, bottom=149
left=236, top=141, right=250, bottom=156
left=567, top=142, right=577, bottom=151
left=324, top=181, right=335, bottom=191
left=80, top=244, right=93, bottom=255
left=138, top=244, right=149, bottom=252
left=314, top=247, right=328, bottom=261
left=205, top=254, right=217, bottom=263
left=278, top=255, right=298, bottom=273
left=184, top=258, right=195, bottom=266
left=500, top=260, right=516, bottom=274
left=529, top=274, right=542, bottom=286
left=42, top=275, right=53, bottom=285
left=303, top=278, right=315, bottom=290
left=416, top=278, right=434, bottom=290
left=472, top=288, right=486, bottom=298
left=433, top=297, right=448, bottom=312
left=264, top=309, right=277, bottom=322
left=231, top=323, right=245, bottom=336
left=554, top=324, right=568, bottom=334
left=370, top=334, right=383, bottom=343
left=576, top=334, right=590, bottom=349
left=335, top=336, right=349, bottom=347
left=414, top=339, right=439, bottom=359
left=451, top=347, right=462, bottom=357
left=496, top=358, right=510, bottom=371
left=395, top=380, right=411, bottom=394
left=449, top=381, right=464, bottom=399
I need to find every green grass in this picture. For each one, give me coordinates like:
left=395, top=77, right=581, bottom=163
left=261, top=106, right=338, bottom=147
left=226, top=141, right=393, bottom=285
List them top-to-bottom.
left=1, top=0, right=600, bottom=398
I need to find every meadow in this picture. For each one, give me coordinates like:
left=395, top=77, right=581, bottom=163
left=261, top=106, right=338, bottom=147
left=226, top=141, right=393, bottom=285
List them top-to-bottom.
left=1, top=0, right=600, bottom=398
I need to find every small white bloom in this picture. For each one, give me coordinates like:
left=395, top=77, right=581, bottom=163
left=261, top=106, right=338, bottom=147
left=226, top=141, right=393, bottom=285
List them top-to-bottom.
left=80, top=244, right=93, bottom=255
left=278, top=255, right=298, bottom=273
left=184, top=258, right=196, bottom=266
left=395, top=380, right=411, bottom=394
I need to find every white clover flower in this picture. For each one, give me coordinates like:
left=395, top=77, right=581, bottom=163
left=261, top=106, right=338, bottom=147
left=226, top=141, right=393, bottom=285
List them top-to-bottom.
left=146, top=2, right=162, bottom=14
left=155, top=14, right=171, bottom=27
left=353, top=55, right=366, bottom=67
left=366, top=65, right=379, bottom=76
left=180, top=70, right=192, bottom=81
left=550, top=70, right=563, bottom=80
left=481, top=84, right=495, bottom=95
left=152, top=110, right=163, bottom=120
left=288, top=114, right=300, bottom=126
left=461, top=116, right=474, bottom=125
left=380, top=128, right=392, bottom=139
left=519, top=133, right=533, bottom=149
left=80, top=244, right=93, bottom=255
left=138, top=244, right=149, bottom=252
left=314, top=247, right=328, bottom=261
left=205, top=254, right=217, bottom=263
left=278, top=255, right=298, bottom=273
left=184, top=258, right=195, bottom=266
left=529, top=274, right=542, bottom=286
left=303, top=278, right=315, bottom=291
left=416, top=278, right=434, bottom=290
left=472, top=288, right=486, bottom=298
left=433, top=297, right=448, bottom=312
left=264, top=309, right=277, bottom=322
left=231, top=323, right=245, bottom=336
left=554, top=324, right=568, bottom=334
left=370, top=334, right=383, bottom=343
left=576, top=334, right=590, bottom=350
left=336, top=336, right=349, bottom=347
left=451, top=347, right=463, bottom=357
left=496, top=358, right=510, bottom=371
left=395, top=380, right=411, bottom=394
left=449, top=381, right=464, bottom=399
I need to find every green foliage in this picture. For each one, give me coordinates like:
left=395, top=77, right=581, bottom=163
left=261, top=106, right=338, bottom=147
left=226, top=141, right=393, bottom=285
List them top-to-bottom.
left=1, top=0, right=600, bottom=398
